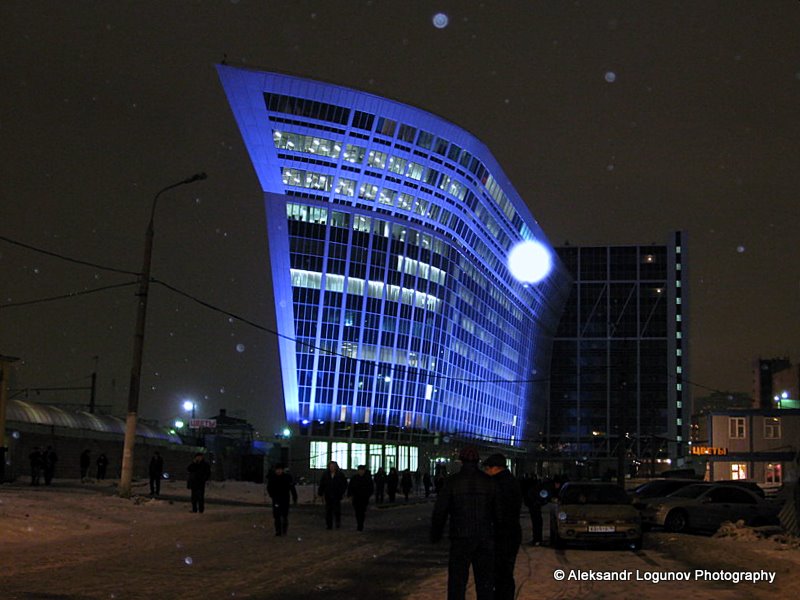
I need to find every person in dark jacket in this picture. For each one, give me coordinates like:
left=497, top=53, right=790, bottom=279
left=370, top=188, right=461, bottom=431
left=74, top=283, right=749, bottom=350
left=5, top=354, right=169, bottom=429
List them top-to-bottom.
left=42, top=446, right=58, bottom=485
left=431, top=446, right=500, bottom=600
left=29, top=447, right=44, bottom=486
left=79, top=449, right=91, bottom=482
left=149, top=451, right=164, bottom=496
left=96, top=453, right=108, bottom=480
left=187, top=453, right=211, bottom=513
left=483, top=453, right=522, bottom=600
left=317, top=461, right=348, bottom=529
left=267, top=463, right=298, bottom=536
left=347, top=464, right=374, bottom=531
left=373, top=467, right=386, bottom=504
left=386, top=467, right=399, bottom=503
left=401, top=469, right=413, bottom=502
left=423, top=471, right=433, bottom=498
left=520, top=474, right=545, bottom=546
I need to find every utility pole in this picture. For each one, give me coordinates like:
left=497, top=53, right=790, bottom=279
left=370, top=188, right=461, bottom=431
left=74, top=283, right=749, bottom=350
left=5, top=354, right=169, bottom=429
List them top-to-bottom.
left=118, top=173, right=206, bottom=498
left=0, top=355, right=20, bottom=484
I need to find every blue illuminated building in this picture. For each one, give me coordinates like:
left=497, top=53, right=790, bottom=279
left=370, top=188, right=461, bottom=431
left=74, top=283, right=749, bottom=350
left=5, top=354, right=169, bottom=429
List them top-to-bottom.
left=217, top=65, right=570, bottom=474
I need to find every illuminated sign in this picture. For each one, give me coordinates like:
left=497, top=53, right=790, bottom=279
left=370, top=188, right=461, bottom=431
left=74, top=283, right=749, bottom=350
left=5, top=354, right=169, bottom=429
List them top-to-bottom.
left=189, top=419, right=217, bottom=430
left=691, top=446, right=728, bottom=456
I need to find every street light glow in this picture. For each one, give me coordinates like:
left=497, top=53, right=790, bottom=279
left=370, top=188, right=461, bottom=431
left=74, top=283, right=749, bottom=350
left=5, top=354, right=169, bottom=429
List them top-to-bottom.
left=507, top=240, right=552, bottom=284
left=182, top=400, right=195, bottom=412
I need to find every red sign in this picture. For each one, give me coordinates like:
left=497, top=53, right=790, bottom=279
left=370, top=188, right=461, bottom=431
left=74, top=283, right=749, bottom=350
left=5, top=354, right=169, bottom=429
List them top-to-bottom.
left=189, top=419, right=217, bottom=430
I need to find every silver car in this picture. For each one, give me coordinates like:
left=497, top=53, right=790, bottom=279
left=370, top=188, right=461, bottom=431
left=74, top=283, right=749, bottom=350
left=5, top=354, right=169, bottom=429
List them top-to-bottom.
left=641, top=483, right=779, bottom=533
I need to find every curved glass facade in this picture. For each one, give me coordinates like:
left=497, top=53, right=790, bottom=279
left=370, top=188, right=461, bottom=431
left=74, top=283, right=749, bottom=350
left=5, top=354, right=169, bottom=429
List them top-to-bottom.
left=218, top=65, right=570, bottom=448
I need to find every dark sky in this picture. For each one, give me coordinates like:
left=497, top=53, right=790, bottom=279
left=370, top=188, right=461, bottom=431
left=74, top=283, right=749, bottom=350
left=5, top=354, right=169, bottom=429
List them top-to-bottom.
left=2, top=1, right=799, bottom=433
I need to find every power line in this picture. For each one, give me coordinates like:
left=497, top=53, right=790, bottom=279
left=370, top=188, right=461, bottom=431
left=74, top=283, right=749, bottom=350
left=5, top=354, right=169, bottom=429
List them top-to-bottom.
left=0, top=234, right=139, bottom=276
left=0, top=281, right=139, bottom=309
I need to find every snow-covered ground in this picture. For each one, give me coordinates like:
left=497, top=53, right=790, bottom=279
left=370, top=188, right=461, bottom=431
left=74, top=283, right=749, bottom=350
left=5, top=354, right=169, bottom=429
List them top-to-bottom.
left=1, top=480, right=799, bottom=599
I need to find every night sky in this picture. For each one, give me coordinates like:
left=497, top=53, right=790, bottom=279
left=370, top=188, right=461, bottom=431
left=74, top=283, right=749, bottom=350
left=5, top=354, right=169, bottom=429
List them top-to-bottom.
left=2, top=1, right=799, bottom=433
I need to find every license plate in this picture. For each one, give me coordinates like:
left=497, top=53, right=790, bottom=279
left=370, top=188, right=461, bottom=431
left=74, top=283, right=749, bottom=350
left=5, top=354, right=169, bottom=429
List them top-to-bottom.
left=588, top=525, right=615, bottom=533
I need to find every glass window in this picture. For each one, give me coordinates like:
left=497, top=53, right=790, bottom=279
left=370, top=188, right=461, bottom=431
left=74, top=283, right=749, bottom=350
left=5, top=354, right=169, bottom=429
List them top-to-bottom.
left=352, top=110, right=375, bottom=131
left=376, top=117, right=397, bottom=137
left=397, top=124, right=416, bottom=142
left=272, top=130, right=341, bottom=158
left=416, top=130, right=434, bottom=149
left=433, top=138, right=449, bottom=155
left=447, top=143, right=462, bottom=161
left=343, top=144, right=366, bottom=164
left=367, top=150, right=387, bottom=169
left=388, top=155, right=407, bottom=174
left=407, top=163, right=425, bottom=181
left=336, top=177, right=356, bottom=196
left=358, top=183, right=378, bottom=200
left=378, top=188, right=397, bottom=206
left=398, top=193, right=414, bottom=210
left=729, top=417, right=746, bottom=439
left=764, top=417, right=781, bottom=439
left=310, top=440, right=328, bottom=469
left=331, top=442, right=349, bottom=469
left=351, top=443, right=367, bottom=468
left=369, top=444, right=383, bottom=472
left=384, top=444, right=397, bottom=469
left=397, top=445, right=409, bottom=471
left=409, top=447, right=419, bottom=471
left=731, top=463, right=748, bottom=480
left=766, top=463, right=782, bottom=484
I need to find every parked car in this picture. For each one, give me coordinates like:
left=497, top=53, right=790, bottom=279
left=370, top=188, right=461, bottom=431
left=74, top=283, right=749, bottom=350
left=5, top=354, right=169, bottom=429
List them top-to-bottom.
left=629, top=479, right=698, bottom=510
left=713, top=479, right=766, bottom=499
left=550, top=482, right=642, bottom=550
left=641, top=483, right=779, bottom=533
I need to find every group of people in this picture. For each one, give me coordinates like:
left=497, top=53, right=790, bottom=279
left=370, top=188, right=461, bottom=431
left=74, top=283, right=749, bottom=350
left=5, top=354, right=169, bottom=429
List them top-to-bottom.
left=27, top=446, right=110, bottom=485
left=431, top=446, right=545, bottom=600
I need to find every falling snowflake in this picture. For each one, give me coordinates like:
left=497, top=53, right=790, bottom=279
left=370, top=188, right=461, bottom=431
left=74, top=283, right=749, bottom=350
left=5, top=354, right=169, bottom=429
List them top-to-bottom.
left=432, top=13, right=449, bottom=29
left=604, top=71, right=617, bottom=83
left=736, top=245, right=745, bottom=253
left=236, top=343, right=245, bottom=353
left=184, top=556, right=193, bottom=565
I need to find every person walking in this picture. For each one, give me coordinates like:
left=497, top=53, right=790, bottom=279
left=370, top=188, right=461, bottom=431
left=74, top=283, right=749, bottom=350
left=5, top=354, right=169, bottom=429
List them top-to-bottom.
left=42, top=446, right=58, bottom=485
left=431, top=446, right=499, bottom=600
left=29, top=447, right=43, bottom=486
left=79, top=449, right=91, bottom=482
left=149, top=451, right=164, bottom=497
left=96, top=453, right=108, bottom=480
left=187, top=453, right=211, bottom=513
left=483, top=453, right=522, bottom=600
left=317, top=460, right=348, bottom=529
left=266, top=462, right=298, bottom=536
left=347, top=464, right=374, bottom=531
left=373, top=467, right=386, bottom=504
left=386, top=467, right=399, bottom=503
left=401, top=469, right=413, bottom=502
left=423, top=471, right=433, bottom=498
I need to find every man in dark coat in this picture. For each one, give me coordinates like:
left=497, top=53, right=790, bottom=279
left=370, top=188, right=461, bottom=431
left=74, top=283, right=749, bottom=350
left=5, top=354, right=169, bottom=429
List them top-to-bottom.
left=42, top=446, right=58, bottom=485
left=431, top=446, right=500, bottom=600
left=29, top=447, right=43, bottom=486
left=79, top=449, right=91, bottom=482
left=149, top=451, right=165, bottom=496
left=187, top=453, right=211, bottom=513
left=483, top=453, right=522, bottom=600
left=317, top=460, right=348, bottom=529
left=267, top=463, right=298, bottom=536
left=347, top=464, right=374, bottom=531
left=373, top=467, right=386, bottom=504
left=386, top=467, right=399, bottom=503
left=401, top=469, right=413, bottom=502
left=520, top=474, right=545, bottom=546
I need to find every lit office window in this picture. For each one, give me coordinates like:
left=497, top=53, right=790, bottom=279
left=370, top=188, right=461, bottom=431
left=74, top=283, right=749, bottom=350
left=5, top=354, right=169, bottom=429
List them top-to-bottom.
left=343, top=144, right=366, bottom=164
left=367, top=150, right=387, bottom=169
left=388, top=155, right=407, bottom=174
left=335, top=178, right=356, bottom=196
left=359, top=183, right=378, bottom=200
left=378, top=188, right=397, bottom=206
left=384, top=444, right=397, bottom=469
left=731, top=463, right=747, bottom=480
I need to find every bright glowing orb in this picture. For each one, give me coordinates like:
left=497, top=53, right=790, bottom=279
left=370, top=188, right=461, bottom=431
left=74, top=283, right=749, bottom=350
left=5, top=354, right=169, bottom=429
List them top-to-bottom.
left=432, top=13, right=449, bottom=29
left=508, top=240, right=552, bottom=284
left=182, top=400, right=194, bottom=411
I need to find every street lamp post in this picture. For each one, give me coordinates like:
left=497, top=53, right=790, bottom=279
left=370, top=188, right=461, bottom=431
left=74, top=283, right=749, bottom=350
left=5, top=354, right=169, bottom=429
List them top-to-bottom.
left=118, top=173, right=207, bottom=498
